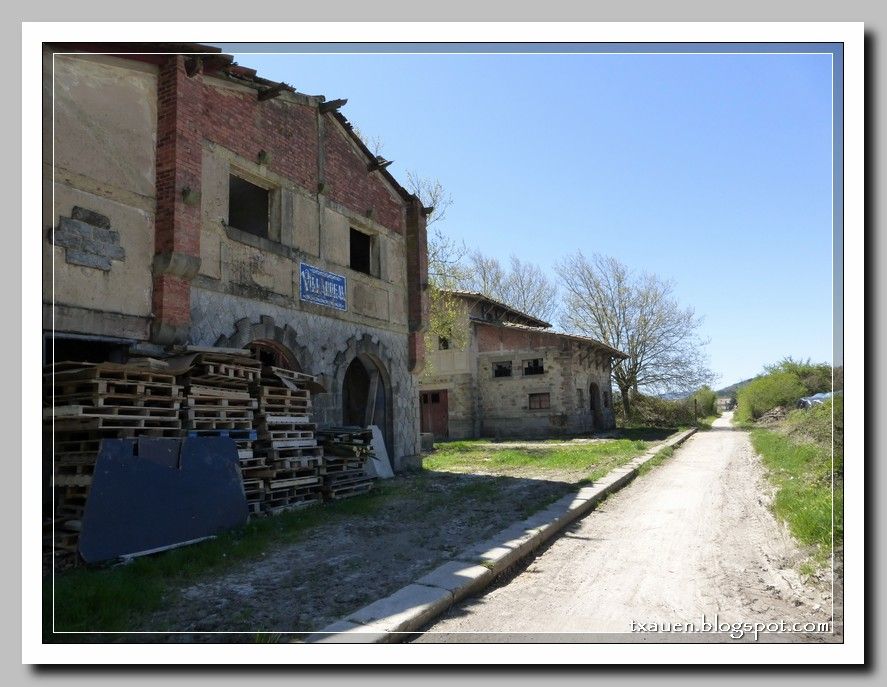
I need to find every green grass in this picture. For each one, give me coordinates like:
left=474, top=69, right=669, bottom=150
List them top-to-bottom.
left=696, top=415, right=721, bottom=430
left=750, top=427, right=842, bottom=564
left=48, top=429, right=681, bottom=639
left=424, top=439, right=650, bottom=475
left=637, top=445, right=674, bottom=476
left=45, top=481, right=405, bottom=637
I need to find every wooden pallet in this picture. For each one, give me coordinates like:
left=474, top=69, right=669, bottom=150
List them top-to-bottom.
left=44, top=362, right=178, bottom=385
left=186, top=384, right=252, bottom=400
left=184, top=396, right=257, bottom=409
left=48, top=404, right=181, bottom=420
left=183, top=407, right=255, bottom=421
left=52, top=416, right=183, bottom=430
left=51, top=421, right=184, bottom=436
left=323, top=480, right=374, bottom=500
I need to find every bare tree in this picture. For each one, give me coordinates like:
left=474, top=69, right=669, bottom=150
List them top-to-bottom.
left=351, top=126, right=385, bottom=157
left=405, top=170, right=453, bottom=227
left=427, top=226, right=468, bottom=287
left=460, top=250, right=506, bottom=296
left=458, top=252, right=558, bottom=323
left=556, top=252, right=715, bottom=418
left=498, top=255, right=559, bottom=323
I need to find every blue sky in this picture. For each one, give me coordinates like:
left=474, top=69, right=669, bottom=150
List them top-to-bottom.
left=218, top=45, right=836, bottom=389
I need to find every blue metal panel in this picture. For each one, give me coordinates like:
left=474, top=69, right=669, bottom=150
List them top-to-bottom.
left=78, top=437, right=248, bottom=564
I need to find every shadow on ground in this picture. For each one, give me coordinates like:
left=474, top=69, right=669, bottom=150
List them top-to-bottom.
left=48, top=469, right=577, bottom=643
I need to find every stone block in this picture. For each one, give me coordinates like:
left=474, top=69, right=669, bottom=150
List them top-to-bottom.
left=72, top=205, right=111, bottom=229
left=57, top=216, right=93, bottom=241
left=65, top=250, right=111, bottom=271
left=415, top=560, right=494, bottom=603
left=344, top=583, right=453, bottom=634
left=303, top=620, right=385, bottom=644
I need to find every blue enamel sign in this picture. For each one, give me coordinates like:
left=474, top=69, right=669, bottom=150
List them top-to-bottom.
left=299, top=262, right=347, bottom=311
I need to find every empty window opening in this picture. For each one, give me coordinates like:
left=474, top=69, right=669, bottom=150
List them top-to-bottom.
left=228, top=175, right=269, bottom=238
left=350, top=228, right=373, bottom=275
left=48, top=336, right=128, bottom=365
left=438, top=337, right=450, bottom=350
left=524, top=358, right=544, bottom=375
left=493, top=361, right=513, bottom=378
left=430, top=392, right=440, bottom=403
left=421, top=393, right=429, bottom=405
left=529, top=393, right=550, bottom=410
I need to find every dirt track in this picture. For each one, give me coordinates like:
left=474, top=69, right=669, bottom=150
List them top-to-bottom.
left=415, top=413, right=836, bottom=643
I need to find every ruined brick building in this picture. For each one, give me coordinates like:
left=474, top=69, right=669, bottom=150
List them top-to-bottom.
left=42, top=43, right=429, bottom=468
left=419, top=291, right=626, bottom=439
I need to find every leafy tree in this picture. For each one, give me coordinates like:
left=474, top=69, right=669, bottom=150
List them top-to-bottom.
left=556, top=252, right=715, bottom=418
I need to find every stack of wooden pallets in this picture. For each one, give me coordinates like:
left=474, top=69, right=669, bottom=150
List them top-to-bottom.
left=180, top=349, right=261, bottom=495
left=43, top=361, right=184, bottom=568
left=250, top=367, right=324, bottom=515
left=315, top=427, right=376, bottom=500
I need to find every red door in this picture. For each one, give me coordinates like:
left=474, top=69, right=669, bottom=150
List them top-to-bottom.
left=420, top=390, right=449, bottom=439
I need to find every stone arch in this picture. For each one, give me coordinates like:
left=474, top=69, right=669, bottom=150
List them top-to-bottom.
left=213, top=315, right=316, bottom=375
left=334, top=334, right=396, bottom=460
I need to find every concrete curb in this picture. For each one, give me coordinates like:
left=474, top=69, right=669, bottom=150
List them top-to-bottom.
left=304, top=427, right=698, bottom=644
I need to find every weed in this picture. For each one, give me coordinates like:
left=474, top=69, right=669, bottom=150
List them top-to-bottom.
left=751, top=415, right=842, bottom=564
left=637, top=446, right=674, bottom=476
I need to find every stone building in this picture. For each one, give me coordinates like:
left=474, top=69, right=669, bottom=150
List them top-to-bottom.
left=42, top=43, right=429, bottom=469
left=419, top=291, right=626, bottom=439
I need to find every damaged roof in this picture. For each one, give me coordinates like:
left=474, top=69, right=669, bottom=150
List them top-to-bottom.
left=49, top=42, right=423, bottom=208
left=443, top=290, right=553, bottom=329
left=496, top=321, right=629, bottom=360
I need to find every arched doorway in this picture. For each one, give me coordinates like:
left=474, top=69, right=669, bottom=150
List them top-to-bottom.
left=249, top=339, right=300, bottom=371
left=342, top=355, right=392, bottom=456
left=589, top=382, right=603, bottom=429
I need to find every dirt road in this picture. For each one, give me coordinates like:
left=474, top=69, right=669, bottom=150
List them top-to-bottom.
left=415, top=413, right=835, bottom=643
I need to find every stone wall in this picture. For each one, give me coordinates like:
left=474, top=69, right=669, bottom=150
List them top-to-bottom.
left=44, top=53, right=158, bottom=336
left=190, top=288, right=420, bottom=467
left=421, top=318, right=618, bottom=439
left=476, top=345, right=615, bottom=437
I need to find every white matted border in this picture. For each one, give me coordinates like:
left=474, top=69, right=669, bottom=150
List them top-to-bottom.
left=22, top=20, right=864, bottom=665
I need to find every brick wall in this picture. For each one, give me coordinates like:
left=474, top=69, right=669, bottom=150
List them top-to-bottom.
left=152, top=55, right=204, bottom=343
left=201, top=83, right=317, bottom=192
left=323, top=120, right=406, bottom=235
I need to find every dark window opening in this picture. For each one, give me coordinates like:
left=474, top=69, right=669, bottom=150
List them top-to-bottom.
left=228, top=175, right=269, bottom=238
left=350, top=228, right=372, bottom=275
left=48, top=336, right=128, bottom=365
left=438, top=337, right=450, bottom=350
left=524, top=358, right=544, bottom=375
left=493, top=361, right=513, bottom=378
left=430, top=392, right=440, bottom=403
left=421, top=393, right=428, bottom=405
left=529, top=393, right=550, bottom=410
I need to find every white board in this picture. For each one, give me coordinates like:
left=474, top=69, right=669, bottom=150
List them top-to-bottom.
left=367, top=425, right=394, bottom=479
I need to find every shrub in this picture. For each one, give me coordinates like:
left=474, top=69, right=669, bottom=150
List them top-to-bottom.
left=764, top=357, right=833, bottom=395
left=735, top=371, right=807, bottom=422
left=691, top=385, right=717, bottom=417
left=620, top=393, right=696, bottom=427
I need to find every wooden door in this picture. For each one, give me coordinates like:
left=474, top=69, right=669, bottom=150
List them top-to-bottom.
left=420, top=390, right=449, bottom=439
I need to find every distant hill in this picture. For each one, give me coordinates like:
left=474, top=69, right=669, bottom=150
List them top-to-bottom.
left=716, top=377, right=757, bottom=398
left=657, top=391, right=691, bottom=401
